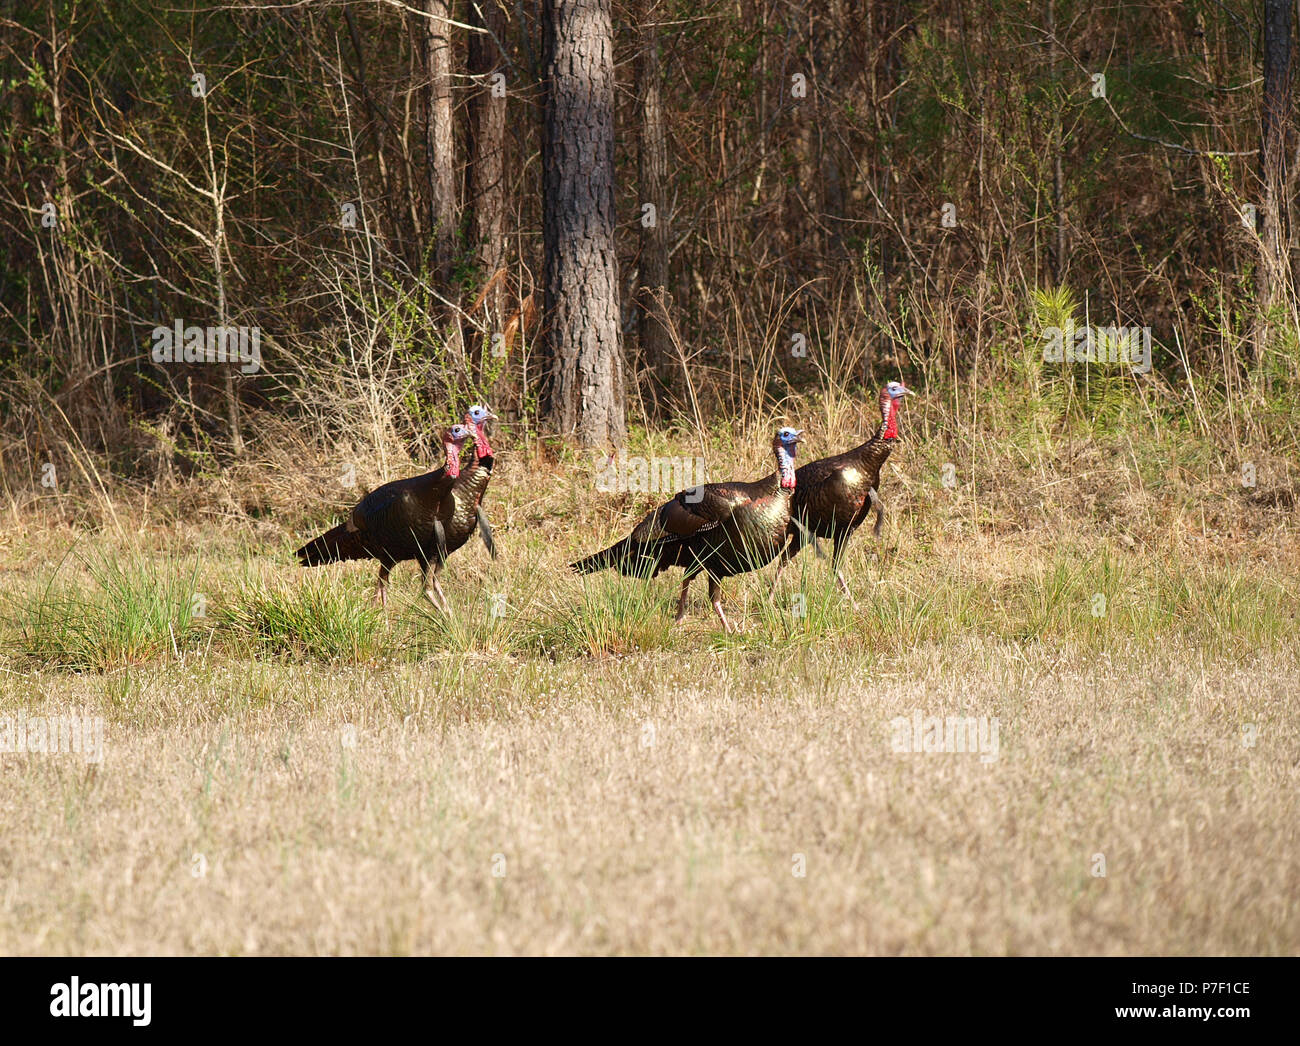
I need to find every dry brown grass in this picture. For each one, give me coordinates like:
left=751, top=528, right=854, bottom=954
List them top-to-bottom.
left=2, top=638, right=1297, bottom=955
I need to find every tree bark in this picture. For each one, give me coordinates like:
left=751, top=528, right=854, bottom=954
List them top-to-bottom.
left=425, top=0, right=458, bottom=285
left=542, top=0, right=625, bottom=446
left=636, top=0, right=674, bottom=395
left=1256, top=0, right=1293, bottom=363
left=467, top=1, right=508, bottom=325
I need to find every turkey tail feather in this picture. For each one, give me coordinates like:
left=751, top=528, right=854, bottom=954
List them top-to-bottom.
left=477, top=506, right=497, bottom=560
left=791, top=516, right=827, bottom=559
left=296, top=523, right=368, bottom=566
left=570, top=536, right=632, bottom=575
left=571, top=536, right=677, bottom=577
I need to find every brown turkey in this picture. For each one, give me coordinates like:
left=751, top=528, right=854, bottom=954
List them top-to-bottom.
left=769, top=382, right=911, bottom=606
left=295, top=424, right=475, bottom=611
left=571, top=427, right=804, bottom=632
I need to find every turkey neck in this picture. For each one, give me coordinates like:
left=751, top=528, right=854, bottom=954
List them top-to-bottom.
left=845, top=416, right=896, bottom=476
left=470, top=427, right=494, bottom=474
left=452, top=444, right=492, bottom=504
left=764, top=448, right=797, bottom=499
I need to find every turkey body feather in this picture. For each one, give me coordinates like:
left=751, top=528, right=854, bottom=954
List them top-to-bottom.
left=787, top=435, right=893, bottom=550
left=439, top=448, right=495, bottom=562
left=296, top=467, right=458, bottom=569
left=573, top=475, right=792, bottom=581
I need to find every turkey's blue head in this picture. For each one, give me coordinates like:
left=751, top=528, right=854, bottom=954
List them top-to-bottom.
left=879, top=381, right=911, bottom=439
left=464, top=404, right=499, bottom=459
left=443, top=424, right=473, bottom=479
left=773, top=427, right=803, bottom=489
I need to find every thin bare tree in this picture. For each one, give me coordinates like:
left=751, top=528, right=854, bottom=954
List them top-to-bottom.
left=425, top=0, right=458, bottom=285
left=635, top=0, right=673, bottom=398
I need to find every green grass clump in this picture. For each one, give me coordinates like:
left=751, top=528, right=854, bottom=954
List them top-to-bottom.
left=5, top=550, right=203, bottom=670
left=534, top=565, right=678, bottom=658
left=219, top=573, right=385, bottom=662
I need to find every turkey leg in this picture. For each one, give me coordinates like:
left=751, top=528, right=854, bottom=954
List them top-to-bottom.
left=831, top=535, right=860, bottom=611
left=422, top=561, right=451, bottom=615
left=674, top=575, right=692, bottom=625
left=708, top=576, right=735, bottom=633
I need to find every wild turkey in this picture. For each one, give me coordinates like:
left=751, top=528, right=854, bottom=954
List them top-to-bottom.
left=770, top=381, right=911, bottom=605
left=411, top=403, right=503, bottom=607
left=295, top=424, right=475, bottom=610
left=571, top=428, right=804, bottom=632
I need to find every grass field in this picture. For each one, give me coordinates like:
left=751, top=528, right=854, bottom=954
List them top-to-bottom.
left=2, top=396, right=1298, bottom=954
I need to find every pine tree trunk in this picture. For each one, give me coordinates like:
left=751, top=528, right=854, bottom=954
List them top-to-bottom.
left=425, top=0, right=458, bottom=285
left=542, top=0, right=626, bottom=447
left=636, top=0, right=674, bottom=397
left=467, top=1, right=508, bottom=327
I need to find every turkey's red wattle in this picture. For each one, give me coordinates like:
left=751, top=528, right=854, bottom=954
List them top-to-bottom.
left=882, top=399, right=900, bottom=440
left=466, top=417, right=493, bottom=459
left=445, top=444, right=461, bottom=478
left=777, top=446, right=797, bottom=488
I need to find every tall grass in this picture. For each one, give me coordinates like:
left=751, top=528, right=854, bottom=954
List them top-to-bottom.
left=4, top=269, right=1297, bottom=672
left=5, top=549, right=203, bottom=670
left=535, top=566, right=680, bottom=658
left=218, top=572, right=386, bottom=663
